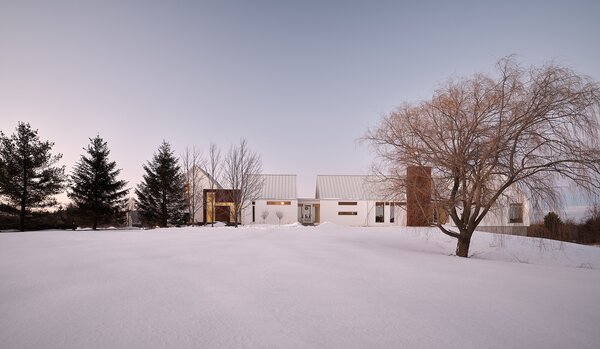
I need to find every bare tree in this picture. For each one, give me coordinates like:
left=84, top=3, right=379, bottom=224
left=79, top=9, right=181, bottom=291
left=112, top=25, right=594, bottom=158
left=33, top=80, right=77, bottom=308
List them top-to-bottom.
left=366, top=57, right=600, bottom=257
left=222, top=139, right=263, bottom=227
left=206, top=143, right=222, bottom=227
left=181, top=146, right=205, bottom=225
left=261, top=210, right=269, bottom=223
left=276, top=211, right=284, bottom=225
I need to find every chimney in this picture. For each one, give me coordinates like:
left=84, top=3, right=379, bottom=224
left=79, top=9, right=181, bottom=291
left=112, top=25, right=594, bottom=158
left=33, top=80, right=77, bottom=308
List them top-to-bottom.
left=406, top=166, right=432, bottom=226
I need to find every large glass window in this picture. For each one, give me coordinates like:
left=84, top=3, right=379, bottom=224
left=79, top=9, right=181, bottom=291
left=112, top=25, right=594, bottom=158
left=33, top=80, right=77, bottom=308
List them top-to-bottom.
left=376, top=202, right=384, bottom=223
left=390, top=203, right=395, bottom=223
left=509, top=203, right=523, bottom=223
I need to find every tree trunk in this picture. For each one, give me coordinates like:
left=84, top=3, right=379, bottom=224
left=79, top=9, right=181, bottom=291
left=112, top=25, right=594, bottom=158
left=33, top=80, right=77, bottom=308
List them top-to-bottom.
left=20, top=175, right=27, bottom=232
left=161, top=191, right=167, bottom=228
left=19, top=203, right=26, bottom=232
left=233, top=203, right=239, bottom=228
left=161, top=213, right=167, bottom=228
left=92, top=216, right=98, bottom=230
left=456, top=233, right=472, bottom=257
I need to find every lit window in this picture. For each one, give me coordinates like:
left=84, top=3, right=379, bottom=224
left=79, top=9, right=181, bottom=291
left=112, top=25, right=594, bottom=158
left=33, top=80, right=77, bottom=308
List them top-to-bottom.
left=267, top=201, right=291, bottom=205
left=376, top=202, right=384, bottom=223
left=509, top=203, right=523, bottom=223
left=338, top=211, right=358, bottom=216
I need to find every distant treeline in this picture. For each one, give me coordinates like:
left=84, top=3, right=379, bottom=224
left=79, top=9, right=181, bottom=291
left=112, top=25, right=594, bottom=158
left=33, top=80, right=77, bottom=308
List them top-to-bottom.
left=0, top=122, right=259, bottom=231
left=528, top=210, right=600, bottom=245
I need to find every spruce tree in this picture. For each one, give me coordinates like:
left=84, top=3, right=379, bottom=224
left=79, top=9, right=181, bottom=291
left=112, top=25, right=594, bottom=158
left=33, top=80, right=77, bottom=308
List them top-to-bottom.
left=0, top=122, right=66, bottom=231
left=69, top=135, right=129, bottom=230
left=135, top=141, right=186, bottom=227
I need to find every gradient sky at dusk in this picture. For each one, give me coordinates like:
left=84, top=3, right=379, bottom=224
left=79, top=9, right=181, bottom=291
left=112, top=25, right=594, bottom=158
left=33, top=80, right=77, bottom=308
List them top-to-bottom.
left=1, top=1, right=599, bottom=219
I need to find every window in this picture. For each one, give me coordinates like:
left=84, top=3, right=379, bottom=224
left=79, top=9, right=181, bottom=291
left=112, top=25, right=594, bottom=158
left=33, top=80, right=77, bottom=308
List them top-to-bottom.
left=267, top=201, right=291, bottom=205
left=338, top=201, right=357, bottom=206
left=252, top=202, right=255, bottom=223
left=375, top=202, right=384, bottom=223
left=390, top=203, right=395, bottom=223
left=509, top=203, right=523, bottom=223
left=338, top=211, right=358, bottom=216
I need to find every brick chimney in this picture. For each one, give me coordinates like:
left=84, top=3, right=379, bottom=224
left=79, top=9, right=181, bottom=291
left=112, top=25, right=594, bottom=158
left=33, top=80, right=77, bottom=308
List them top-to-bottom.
left=406, top=166, right=432, bottom=226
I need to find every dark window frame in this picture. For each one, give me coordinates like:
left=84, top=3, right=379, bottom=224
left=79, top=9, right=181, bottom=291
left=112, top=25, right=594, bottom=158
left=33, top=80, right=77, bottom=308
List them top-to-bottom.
left=375, top=202, right=385, bottom=223
left=509, top=203, right=524, bottom=223
left=338, top=211, right=358, bottom=216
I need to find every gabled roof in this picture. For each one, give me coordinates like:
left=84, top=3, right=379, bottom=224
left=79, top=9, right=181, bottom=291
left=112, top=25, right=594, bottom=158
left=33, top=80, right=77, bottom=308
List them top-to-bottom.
left=187, top=165, right=223, bottom=189
left=258, top=174, right=297, bottom=200
left=315, top=175, right=392, bottom=200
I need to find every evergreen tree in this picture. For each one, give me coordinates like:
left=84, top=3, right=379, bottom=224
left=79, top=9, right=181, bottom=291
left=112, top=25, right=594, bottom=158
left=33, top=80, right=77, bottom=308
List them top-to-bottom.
left=0, top=122, right=66, bottom=231
left=69, top=135, right=129, bottom=230
left=135, top=141, right=186, bottom=227
left=543, top=211, right=562, bottom=235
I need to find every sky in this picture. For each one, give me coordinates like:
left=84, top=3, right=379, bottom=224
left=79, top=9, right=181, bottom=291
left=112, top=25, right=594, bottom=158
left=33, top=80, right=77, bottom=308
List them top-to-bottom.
left=1, top=0, right=599, bottom=220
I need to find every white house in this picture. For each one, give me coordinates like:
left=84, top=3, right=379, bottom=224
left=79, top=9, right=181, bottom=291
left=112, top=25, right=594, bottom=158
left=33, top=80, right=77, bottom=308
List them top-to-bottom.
left=185, top=166, right=222, bottom=224
left=230, top=171, right=529, bottom=235
left=242, top=174, right=298, bottom=225
left=310, top=174, right=530, bottom=234
left=312, top=175, right=407, bottom=226
left=449, top=188, right=531, bottom=236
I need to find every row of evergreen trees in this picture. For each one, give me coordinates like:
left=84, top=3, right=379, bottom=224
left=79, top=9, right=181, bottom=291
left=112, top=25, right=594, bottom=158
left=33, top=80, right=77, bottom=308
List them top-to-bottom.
left=0, top=122, right=187, bottom=231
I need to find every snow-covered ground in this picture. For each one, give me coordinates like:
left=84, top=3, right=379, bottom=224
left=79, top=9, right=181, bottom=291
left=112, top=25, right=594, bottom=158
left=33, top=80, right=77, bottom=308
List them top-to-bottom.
left=1, top=224, right=599, bottom=349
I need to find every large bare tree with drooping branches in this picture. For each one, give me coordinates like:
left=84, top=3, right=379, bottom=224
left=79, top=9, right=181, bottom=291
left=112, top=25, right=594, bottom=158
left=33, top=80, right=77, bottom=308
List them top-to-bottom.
left=366, top=57, right=600, bottom=257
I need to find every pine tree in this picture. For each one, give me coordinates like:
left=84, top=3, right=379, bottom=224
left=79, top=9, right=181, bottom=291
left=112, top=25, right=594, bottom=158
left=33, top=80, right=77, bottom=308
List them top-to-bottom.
left=0, top=122, right=66, bottom=231
left=69, top=135, right=129, bottom=230
left=135, top=141, right=186, bottom=227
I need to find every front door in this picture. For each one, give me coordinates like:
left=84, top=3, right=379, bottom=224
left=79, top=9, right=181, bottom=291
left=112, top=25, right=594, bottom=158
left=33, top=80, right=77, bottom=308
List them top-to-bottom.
left=302, top=204, right=313, bottom=224
left=215, top=206, right=231, bottom=223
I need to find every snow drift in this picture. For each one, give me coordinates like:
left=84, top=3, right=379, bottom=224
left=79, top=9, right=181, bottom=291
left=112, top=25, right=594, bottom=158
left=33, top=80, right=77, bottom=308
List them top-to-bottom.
left=1, top=225, right=599, bottom=349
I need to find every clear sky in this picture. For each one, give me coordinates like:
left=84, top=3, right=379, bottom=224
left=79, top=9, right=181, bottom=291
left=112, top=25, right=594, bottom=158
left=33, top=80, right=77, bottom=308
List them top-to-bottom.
left=1, top=0, right=599, bottom=219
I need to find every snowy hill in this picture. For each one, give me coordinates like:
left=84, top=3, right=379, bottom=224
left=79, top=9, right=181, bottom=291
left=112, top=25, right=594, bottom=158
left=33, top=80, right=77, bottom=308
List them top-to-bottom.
left=1, top=225, right=599, bottom=349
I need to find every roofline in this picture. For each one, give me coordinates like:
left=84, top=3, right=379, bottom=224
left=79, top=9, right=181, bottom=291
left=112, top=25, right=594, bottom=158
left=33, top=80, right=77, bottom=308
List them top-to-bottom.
left=189, top=165, right=223, bottom=189
left=259, top=174, right=297, bottom=177
left=316, top=174, right=373, bottom=177
left=257, top=197, right=298, bottom=200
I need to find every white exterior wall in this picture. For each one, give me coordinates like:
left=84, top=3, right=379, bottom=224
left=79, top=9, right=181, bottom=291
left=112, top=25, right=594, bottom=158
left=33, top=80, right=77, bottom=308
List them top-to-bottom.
left=242, top=200, right=299, bottom=225
left=319, top=200, right=405, bottom=226
left=319, top=200, right=370, bottom=226
left=447, top=200, right=530, bottom=235
left=475, top=201, right=531, bottom=227
left=391, top=204, right=407, bottom=226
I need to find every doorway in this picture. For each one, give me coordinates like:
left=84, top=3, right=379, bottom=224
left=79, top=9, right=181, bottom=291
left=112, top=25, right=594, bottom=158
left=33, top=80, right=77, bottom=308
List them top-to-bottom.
left=302, top=204, right=313, bottom=224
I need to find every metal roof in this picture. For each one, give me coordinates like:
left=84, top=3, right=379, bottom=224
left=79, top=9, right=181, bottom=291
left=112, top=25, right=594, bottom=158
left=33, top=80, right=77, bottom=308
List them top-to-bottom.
left=258, top=174, right=297, bottom=199
left=315, top=175, right=391, bottom=200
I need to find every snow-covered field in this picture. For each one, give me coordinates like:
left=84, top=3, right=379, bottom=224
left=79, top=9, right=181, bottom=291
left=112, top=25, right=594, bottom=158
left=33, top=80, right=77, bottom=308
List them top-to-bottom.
left=1, top=224, right=599, bottom=349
